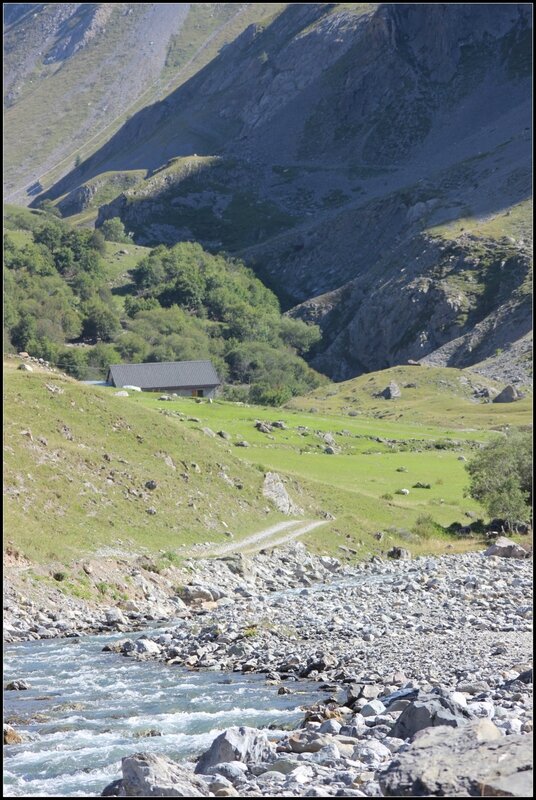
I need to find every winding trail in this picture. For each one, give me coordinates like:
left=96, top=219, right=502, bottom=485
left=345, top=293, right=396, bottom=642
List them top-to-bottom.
left=188, top=519, right=328, bottom=558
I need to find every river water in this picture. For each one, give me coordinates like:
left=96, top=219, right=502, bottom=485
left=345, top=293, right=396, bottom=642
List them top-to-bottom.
left=3, top=627, right=326, bottom=797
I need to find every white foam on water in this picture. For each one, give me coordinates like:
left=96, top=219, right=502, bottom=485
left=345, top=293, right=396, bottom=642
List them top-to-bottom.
left=3, top=628, right=318, bottom=797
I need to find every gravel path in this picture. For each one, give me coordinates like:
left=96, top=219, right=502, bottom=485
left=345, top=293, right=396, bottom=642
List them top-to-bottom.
left=205, top=519, right=327, bottom=557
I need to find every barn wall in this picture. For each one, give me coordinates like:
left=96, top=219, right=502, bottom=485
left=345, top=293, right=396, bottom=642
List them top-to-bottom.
left=142, top=386, right=219, bottom=398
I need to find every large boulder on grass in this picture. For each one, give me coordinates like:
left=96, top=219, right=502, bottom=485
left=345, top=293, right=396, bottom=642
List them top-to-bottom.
left=382, top=382, right=401, bottom=399
left=492, top=385, right=520, bottom=403
left=484, top=537, right=529, bottom=559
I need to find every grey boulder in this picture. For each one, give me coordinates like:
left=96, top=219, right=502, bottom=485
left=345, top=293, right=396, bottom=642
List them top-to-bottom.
left=382, top=382, right=401, bottom=399
left=492, top=385, right=520, bottom=403
left=262, top=472, right=303, bottom=515
left=484, top=537, right=529, bottom=559
left=387, top=547, right=411, bottom=560
left=5, top=679, right=30, bottom=690
left=390, top=692, right=472, bottom=740
left=380, top=719, right=533, bottom=797
left=195, top=726, right=275, bottom=774
left=101, top=752, right=209, bottom=796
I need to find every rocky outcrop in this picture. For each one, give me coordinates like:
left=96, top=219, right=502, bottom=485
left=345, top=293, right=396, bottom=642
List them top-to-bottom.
left=29, top=3, right=531, bottom=384
left=262, top=472, right=303, bottom=515
left=379, top=720, right=533, bottom=797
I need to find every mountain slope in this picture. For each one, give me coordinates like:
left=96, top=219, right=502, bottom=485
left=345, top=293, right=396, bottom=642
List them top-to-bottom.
left=3, top=3, right=282, bottom=202
left=14, top=3, right=535, bottom=383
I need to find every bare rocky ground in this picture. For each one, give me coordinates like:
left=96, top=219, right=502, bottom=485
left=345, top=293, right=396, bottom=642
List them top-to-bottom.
left=4, top=539, right=533, bottom=796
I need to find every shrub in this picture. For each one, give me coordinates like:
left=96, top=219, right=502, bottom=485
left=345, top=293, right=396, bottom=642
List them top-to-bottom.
left=249, top=383, right=293, bottom=407
left=221, top=384, right=249, bottom=403
left=412, top=514, right=440, bottom=539
left=162, top=552, right=181, bottom=566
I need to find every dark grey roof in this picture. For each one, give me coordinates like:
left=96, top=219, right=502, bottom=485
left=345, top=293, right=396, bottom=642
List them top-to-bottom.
left=107, top=361, right=221, bottom=389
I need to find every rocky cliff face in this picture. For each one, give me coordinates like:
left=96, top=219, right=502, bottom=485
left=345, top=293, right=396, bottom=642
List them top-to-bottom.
left=29, top=3, right=533, bottom=383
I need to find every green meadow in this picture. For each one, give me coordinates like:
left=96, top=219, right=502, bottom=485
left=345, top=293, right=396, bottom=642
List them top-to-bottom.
left=3, top=360, right=531, bottom=575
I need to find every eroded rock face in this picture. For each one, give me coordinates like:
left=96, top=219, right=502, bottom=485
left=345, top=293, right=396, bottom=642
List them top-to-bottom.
left=379, top=720, right=533, bottom=797
left=195, top=727, right=276, bottom=775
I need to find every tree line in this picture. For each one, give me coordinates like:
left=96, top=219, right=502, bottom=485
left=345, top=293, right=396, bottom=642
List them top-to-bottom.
left=4, top=214, right=325, bottom=404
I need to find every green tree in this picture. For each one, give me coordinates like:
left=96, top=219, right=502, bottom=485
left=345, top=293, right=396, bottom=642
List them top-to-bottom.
left=38, top=199, right=62, bottom=218
left=100, top=217, right=129, bottom=243
left=34, top=220, right=63, bottom=252
left=89, top=229, right=107, bottom=255
left=53, top=246, right=75, bottom=275
left=133, top=253, right=165, bottom=289
left=124, top=295, right=160, bottom=318
left=82, top=299, right=121, bottom=342
left=11, top=314, right=37, bottom=351
left=279, top=317, right=321, bottom=354
left=114, top=331, right=150, bottom=362
left=87, top=343, right=122, bottom=376
left=58, top=347, right=89, bottom=379
left=249, top=383, right=293, bottom=406
left=465, top=430, right=532, bottom=529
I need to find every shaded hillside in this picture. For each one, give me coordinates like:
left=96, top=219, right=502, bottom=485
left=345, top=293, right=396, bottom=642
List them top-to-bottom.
left=4, top=3, right=281, bottom=201
left=35, top=3, right=532, bottom=383
left=19, top=4, right=531, bottom=382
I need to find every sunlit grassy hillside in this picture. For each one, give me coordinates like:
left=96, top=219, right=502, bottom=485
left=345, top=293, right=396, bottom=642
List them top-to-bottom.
left=4, top=359, right=531, bottom=578
left=286, top=365, right=533, bottom=429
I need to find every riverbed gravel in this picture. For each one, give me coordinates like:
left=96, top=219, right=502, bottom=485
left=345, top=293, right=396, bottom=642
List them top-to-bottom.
left=4, top=543, right=533, bottom=797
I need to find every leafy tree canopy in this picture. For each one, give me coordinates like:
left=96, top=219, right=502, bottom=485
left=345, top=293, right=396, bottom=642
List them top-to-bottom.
left=4, top=222, right=326, bottom=403
left=465, top=429, right=533, bottom=529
